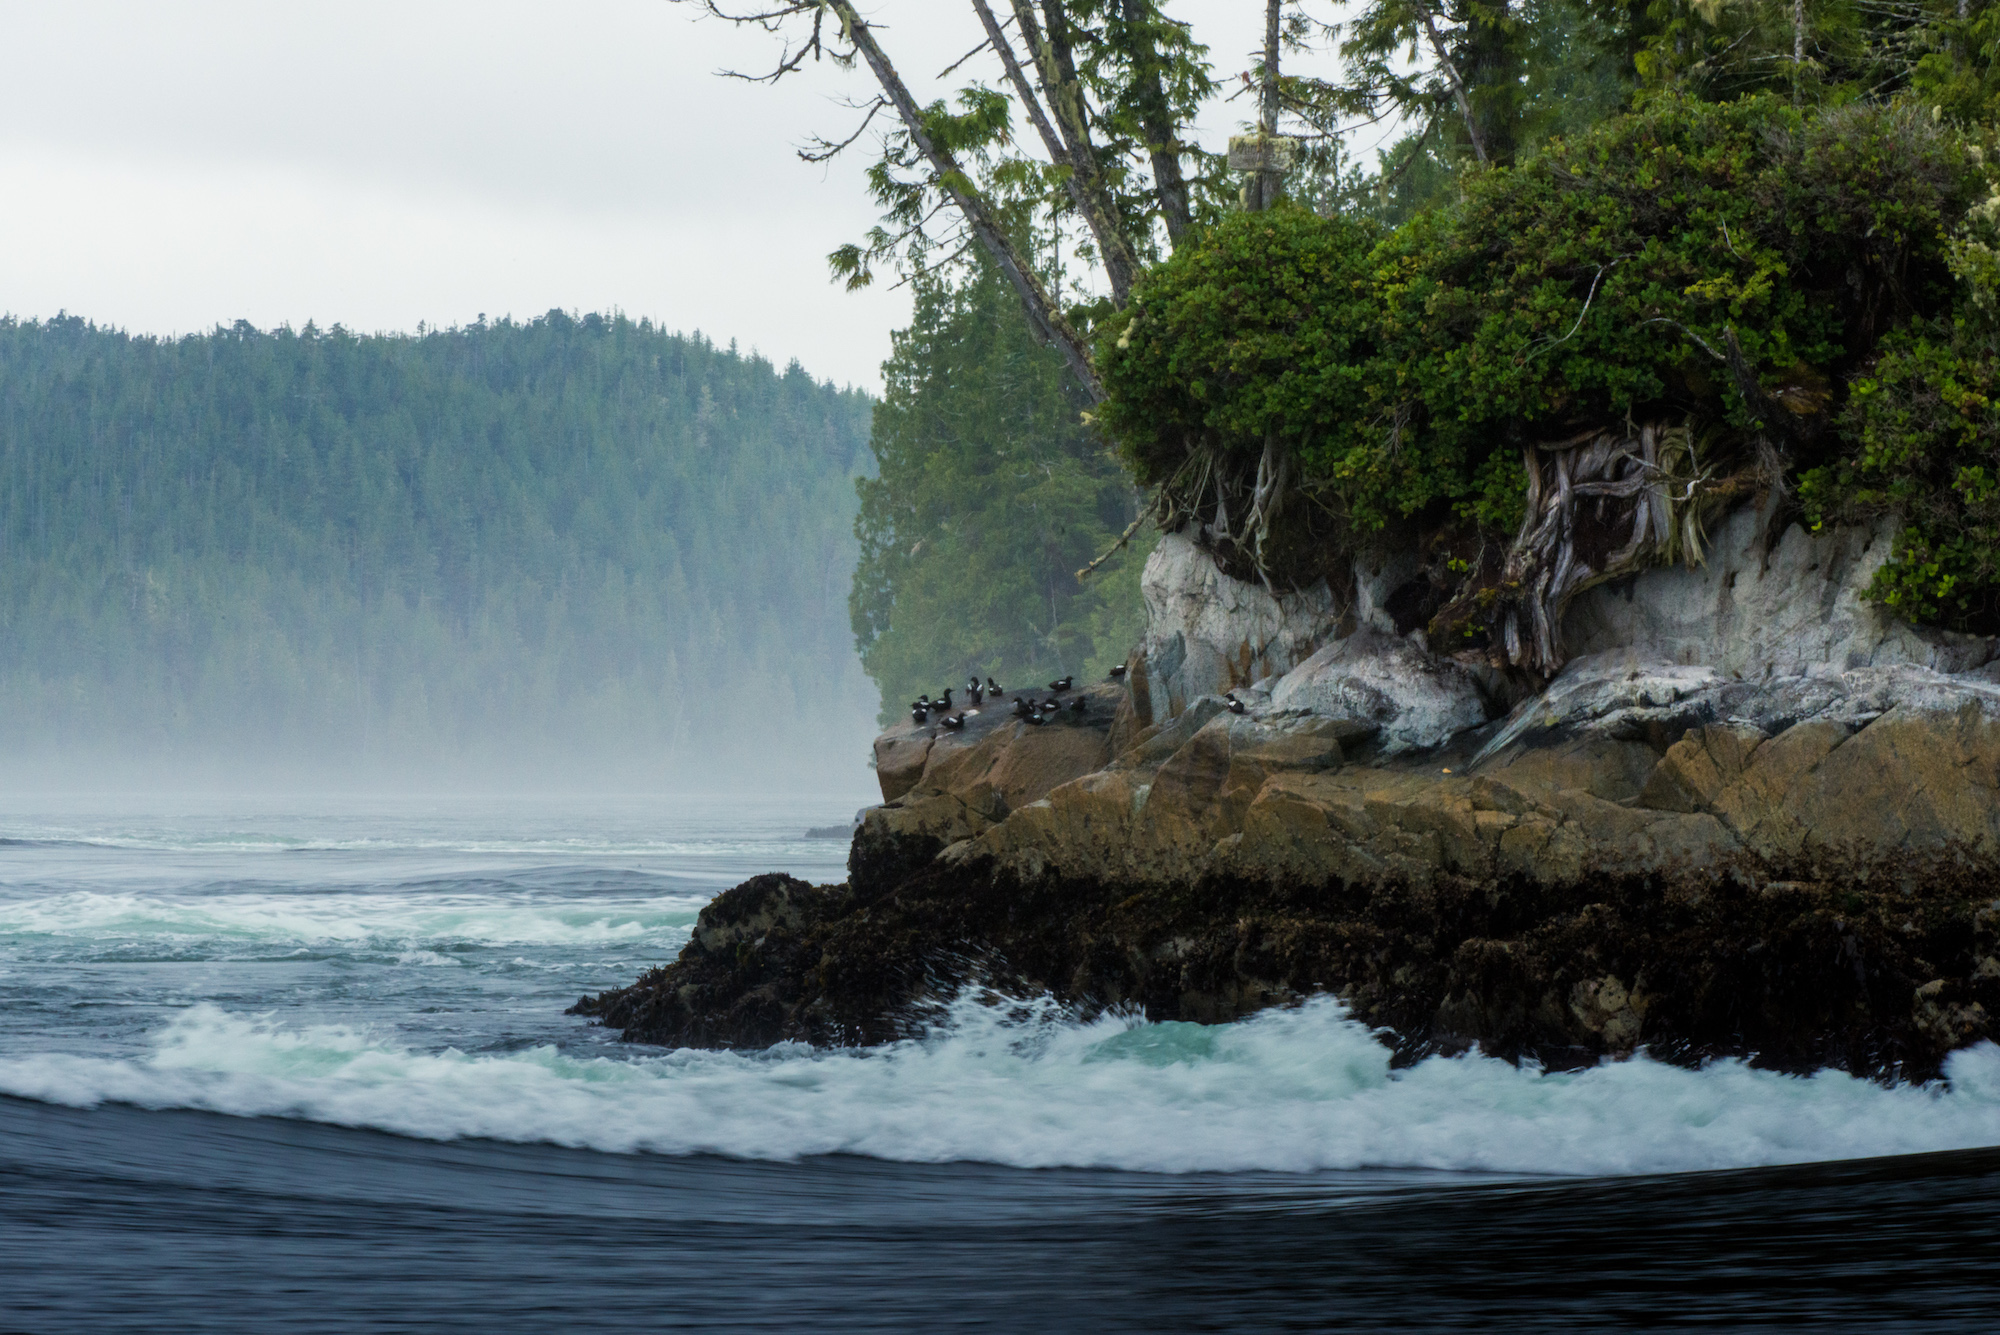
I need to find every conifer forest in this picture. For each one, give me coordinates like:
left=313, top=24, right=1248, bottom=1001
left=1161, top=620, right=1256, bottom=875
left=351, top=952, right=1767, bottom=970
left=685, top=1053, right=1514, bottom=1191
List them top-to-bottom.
left=0, top=313, right=876, bottom=785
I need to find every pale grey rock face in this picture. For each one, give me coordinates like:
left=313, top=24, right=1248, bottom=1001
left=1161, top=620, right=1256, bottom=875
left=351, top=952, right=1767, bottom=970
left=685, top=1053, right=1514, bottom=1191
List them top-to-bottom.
left=1132, top=500, right=2000, bottom=761
left=1565, top=505, right=1996, bottom=676
left=1139, top=530, right=1342, bottom=716
left=1353, top=550, right=1420, bottom=636
left=1266, top=629, right=1491, bottom=754
left=1475, top=655, right=2000, bottom=766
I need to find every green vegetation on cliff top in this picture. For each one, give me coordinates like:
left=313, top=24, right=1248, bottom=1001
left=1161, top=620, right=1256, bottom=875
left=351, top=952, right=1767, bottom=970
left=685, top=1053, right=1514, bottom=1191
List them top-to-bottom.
left=827, top=2, right=2000, bottom=671
left=1093, top=31, right=2000, bottom=635
left=1098, top=93, right=1977, bottom=569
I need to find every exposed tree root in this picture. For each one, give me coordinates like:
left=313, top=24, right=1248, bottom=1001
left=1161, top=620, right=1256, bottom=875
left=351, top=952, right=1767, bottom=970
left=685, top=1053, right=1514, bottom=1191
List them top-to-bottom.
left=1150, top=420, right=1765, bottom=680
left=1430, top=422, right=1745, bottom=676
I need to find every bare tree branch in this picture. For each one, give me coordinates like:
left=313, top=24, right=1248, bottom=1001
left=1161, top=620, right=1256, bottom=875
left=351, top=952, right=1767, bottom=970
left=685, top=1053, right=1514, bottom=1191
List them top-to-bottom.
left=827, top=0, right=1103, bottom=399
left=1114, top=0, right=1194, bottom=248
left=1407, top=0, right=1488, bottom=165
left=690, top=1, right=833, bottom=83
left=971, top=1, right=1137, bottom=305
left=971, top=1, right=1071, bottom=170
left=1006, top=2, right=1141, bottom=303
left=799, top=96, right=887, bottom=163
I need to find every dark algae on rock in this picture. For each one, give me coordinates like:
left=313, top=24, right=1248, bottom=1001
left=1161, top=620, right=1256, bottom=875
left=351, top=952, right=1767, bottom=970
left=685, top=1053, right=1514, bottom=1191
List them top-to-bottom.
left=575, top=576, right=2000, bottom=1080
left=575, top=739, right=2000, bottom=1082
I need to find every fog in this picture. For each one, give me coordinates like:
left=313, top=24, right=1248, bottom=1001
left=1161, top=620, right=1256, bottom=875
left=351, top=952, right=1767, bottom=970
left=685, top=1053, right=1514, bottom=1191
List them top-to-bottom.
left=0, top=1, right=1320, bottom=798
left=0, top=311, right=882, bottom=799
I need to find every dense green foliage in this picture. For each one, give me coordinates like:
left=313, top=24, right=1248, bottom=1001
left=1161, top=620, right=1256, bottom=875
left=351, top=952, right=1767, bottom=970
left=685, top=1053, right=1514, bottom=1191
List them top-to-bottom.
left=1328, top=0, right=1973, bottom=216
left=830, top=3, right=2000, bottom=648
left=1770, top=9, right=2000, bottom=625
left=1099, top=93, right=1980, bottom=598
left=1368, top=95, right=1968, bottom=524
left=1799, top=186, right=2000, bottom=626
left=1094, top=207, right=1382, bottom=499
left=851, top=260, right=1151, bottom=722
left=0, top=312, right=877, bottom=785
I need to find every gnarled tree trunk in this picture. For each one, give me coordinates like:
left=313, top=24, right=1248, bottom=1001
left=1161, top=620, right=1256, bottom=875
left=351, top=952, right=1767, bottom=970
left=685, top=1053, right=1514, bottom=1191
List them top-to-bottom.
left=1431, top=423, right=1716, bottom=676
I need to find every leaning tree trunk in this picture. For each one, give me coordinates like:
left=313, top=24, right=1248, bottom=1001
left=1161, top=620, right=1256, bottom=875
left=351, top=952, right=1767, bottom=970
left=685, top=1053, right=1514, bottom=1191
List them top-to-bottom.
left=1430, top=422, right=1720, bottom=676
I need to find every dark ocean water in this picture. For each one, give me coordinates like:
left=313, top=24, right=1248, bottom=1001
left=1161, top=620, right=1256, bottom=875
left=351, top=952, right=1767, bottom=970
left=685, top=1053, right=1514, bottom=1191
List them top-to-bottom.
left=2, top=795, right=1998, bottom=1331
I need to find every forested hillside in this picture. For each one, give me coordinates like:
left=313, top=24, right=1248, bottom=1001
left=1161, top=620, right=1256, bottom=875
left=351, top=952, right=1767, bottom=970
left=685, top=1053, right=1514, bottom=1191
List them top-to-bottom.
left=0, top=312, right=877, bottom=788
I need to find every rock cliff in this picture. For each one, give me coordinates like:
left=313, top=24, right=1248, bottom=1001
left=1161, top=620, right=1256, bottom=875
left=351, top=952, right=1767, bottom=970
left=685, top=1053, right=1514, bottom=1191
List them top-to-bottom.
left=575, top=506, right=2000, bottom=1080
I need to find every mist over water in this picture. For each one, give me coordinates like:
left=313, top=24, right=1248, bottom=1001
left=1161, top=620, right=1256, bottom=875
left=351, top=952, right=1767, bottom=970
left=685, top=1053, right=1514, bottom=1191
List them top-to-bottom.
left=0, top=316, right=884, bottom=793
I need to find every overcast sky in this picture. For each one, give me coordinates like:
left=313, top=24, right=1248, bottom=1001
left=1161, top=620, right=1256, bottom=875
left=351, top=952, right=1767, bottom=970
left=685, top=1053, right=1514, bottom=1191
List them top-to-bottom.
left=0, top=1, right=1305, bottom=391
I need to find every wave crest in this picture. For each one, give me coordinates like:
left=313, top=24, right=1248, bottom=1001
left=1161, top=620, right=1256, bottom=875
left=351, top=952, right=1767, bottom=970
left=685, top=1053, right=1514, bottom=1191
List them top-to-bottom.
left=3, top=994, right=1998, bottom=1175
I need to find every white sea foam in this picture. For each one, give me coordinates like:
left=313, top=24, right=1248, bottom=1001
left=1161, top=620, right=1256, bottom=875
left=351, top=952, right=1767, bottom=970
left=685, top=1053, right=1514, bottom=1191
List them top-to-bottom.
left=0, top=891, right=702, bottom=948
left=3, top=995, right=1998, bottom=1176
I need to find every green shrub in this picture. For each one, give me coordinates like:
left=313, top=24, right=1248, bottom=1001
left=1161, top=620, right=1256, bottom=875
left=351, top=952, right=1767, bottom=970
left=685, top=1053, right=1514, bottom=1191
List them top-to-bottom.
left=1096, top=94, right=1981, bottom=612
left=1094, top=206, right=1382, bottom=496
left=1801, top=324, right=2000, bottom=628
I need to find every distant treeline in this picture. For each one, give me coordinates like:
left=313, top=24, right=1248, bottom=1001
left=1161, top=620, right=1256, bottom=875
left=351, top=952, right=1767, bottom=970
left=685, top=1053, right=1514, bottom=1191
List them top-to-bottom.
left=0, top=311, right=877, bottom=787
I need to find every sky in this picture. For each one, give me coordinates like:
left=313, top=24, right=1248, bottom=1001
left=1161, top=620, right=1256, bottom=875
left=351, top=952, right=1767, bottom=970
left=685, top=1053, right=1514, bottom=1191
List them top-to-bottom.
left=0, top=0, right=1307, bottom=393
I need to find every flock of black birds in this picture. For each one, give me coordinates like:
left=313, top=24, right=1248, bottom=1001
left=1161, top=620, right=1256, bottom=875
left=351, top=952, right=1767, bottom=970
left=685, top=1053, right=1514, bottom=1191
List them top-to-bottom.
left=903, top=662, right=1240, bottom=737
left=909, top=670, right=1114, bottom=732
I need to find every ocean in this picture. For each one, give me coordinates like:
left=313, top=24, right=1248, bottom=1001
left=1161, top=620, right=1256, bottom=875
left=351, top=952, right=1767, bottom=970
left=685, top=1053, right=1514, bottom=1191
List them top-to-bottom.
left=3, top=793, right=1998, bottom=1331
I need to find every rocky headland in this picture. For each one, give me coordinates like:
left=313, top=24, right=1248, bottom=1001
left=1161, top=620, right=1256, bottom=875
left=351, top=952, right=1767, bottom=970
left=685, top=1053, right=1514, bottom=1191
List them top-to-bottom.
left=575, top=500, right=2000, bottom=1080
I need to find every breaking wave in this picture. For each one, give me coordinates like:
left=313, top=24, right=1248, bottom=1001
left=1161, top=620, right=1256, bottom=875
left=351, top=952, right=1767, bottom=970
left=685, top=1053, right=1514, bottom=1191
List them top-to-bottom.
left=4, top=994, right=1998, bottom=1176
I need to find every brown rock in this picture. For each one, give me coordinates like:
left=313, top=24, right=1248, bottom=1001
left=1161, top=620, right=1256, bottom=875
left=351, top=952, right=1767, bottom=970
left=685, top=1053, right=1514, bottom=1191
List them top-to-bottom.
left=586, top=693, right=2000, bottom=1081
left=1796, top=705, right=2000, bottom=859
left=1709, top=719, right=1850, bottom=858
left=1637, top=724, right=1766, bottom=812
left=874, top=728, right=934, bottom=802
left=1490, top=736, right=1661, bottom=804
left=848, top=792, right=990, bottom=895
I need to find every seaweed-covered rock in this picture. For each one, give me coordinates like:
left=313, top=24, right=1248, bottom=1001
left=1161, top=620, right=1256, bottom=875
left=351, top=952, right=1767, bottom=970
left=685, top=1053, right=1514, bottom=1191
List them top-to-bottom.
left=577, top=515, right=2000, bottom=1078
left=577, top=678, right=2000, bottom=1076
left=568, top=874, right=854, bottom=1049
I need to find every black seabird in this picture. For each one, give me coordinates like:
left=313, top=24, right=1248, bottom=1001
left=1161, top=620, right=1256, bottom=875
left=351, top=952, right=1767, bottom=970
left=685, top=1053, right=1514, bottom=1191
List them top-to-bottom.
left=1109, top=664, right=1127, bottom=680
left=1047, top=675, right=1073, bottom=692
left=986, top=677, right=1002, bottom=696
left=967, top=678, right=983, bottom=706
left=937, top=688, right=953, bottom=710
left=918, top=694, right=933, bottom=709
left=1227, top=695, right=1247, bottom=715
left=1068, top=696, right=1087, bottom=716
left=1012, top=697, right=1032, bottom=718
left=1039, top=699, right=1061, bottom=714
left=911, top=706, right=928, bottom=725
left=1023, top=712, right=1046, bottom=726
left=941, top=713, right=966, bottom=730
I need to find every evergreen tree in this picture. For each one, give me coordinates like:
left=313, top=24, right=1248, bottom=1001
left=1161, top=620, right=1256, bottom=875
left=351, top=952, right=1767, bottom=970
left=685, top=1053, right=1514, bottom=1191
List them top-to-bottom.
left=851, top=260, right=1152, bottom=722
